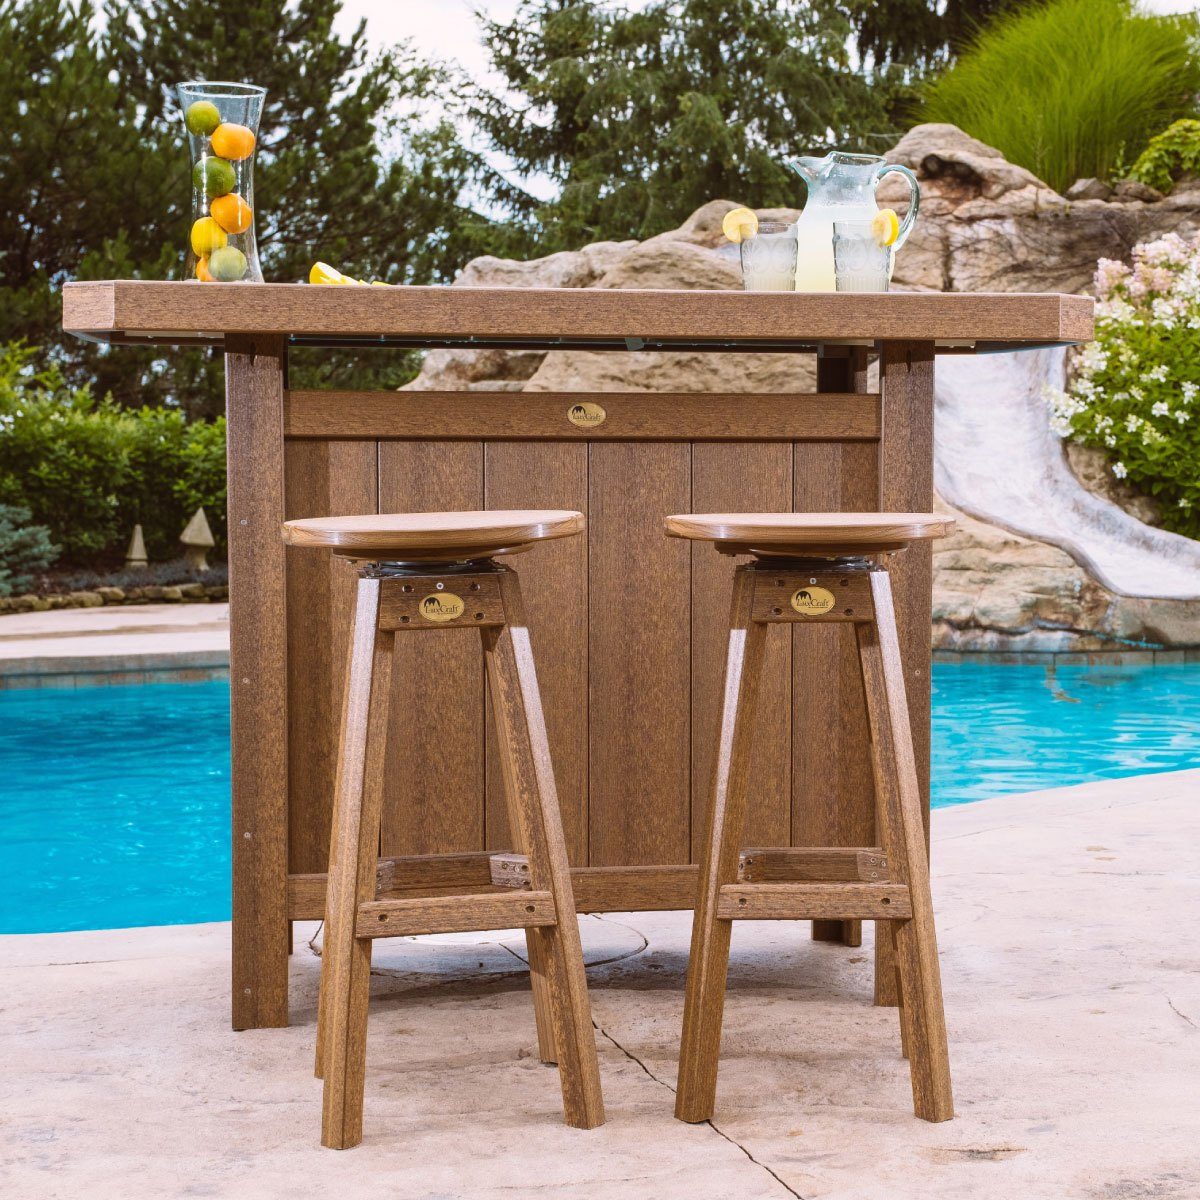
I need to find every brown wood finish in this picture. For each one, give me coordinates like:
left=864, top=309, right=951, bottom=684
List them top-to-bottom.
left=64, top=280, right=1094, bottom=347
left=63, top=282, right=1089, bottom=1031
left=226, top=334, right=291, bottom=1031
left=875, top=341, right=936, bottom=1006
left=797, top=351, right=876, bottom=946
left=284, top=389, right=881, bottom=441
left=285, top=441, right=378, bottom=878
left=588, top=442, right=691, bottom=866
left=376, top=443, right=485, bottom=856
left=483, top=443, right=589, bottom=865
left=690, top=443, right=792, bottom=858
left=282, top=508, right=584, bottom=555
left=666, top=511, right=952, bottom=545
left=675, top=560, right=953, bottom=1125
left=483, top=568, right=606, bottom=1129
left=675, top=568, right=768, bottom=1123
left=857, top=571, right=954, bottom=1121
left=377, top=572, right=507, bottom=631
left=318, top=577, right=393, bottom=1148
left=738, top=846, right=889, bottom=883
left=716, top=883, right=912, bottom=921
left=356, top=890, right=556, bottom=937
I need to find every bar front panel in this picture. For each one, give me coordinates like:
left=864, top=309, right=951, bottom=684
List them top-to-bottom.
left=282, top=417, right=890, bottom=875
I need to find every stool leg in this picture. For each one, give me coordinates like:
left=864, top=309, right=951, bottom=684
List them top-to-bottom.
left=676, top=568, right=768, bottom=1123
left=483, top=570, right=604, bottom=1129
left=856, top=571, right=953, bottom=1122
left=319, top=577, right=394, bottom=1149
left=526, top=929, right=558, bottom=1063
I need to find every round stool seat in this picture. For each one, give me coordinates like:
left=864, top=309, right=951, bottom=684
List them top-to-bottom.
left=283, top=509, right=584, bottom=560
left=665, top=512, right=954, bottom=555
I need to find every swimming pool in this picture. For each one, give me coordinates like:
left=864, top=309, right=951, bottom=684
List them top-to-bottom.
left=1, top=661, right=1197, bottom=933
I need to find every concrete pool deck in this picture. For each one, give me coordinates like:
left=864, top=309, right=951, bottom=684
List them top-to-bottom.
left=0, top=602, right=229, bottom=686
left=2, top=769, right=1198, bottom=1199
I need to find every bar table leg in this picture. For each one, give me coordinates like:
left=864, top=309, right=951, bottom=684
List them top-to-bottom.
left=227, top=334, right=291, bottom=1030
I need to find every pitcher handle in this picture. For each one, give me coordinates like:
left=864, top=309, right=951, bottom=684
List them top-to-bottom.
left=874, top=162, right=920, bottom=249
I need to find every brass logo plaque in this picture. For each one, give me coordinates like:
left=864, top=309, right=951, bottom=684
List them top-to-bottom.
left=567, top=401, right=607, bottom=428
left=789, top=586, right=836, bottom=616
left=420, top=593, right=465, bottom=622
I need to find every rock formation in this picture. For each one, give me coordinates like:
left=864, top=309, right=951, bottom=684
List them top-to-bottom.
left=406, top=124, right=1200, bottom=651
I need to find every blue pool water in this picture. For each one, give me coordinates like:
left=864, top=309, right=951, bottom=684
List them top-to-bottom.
left=1, top=662, right=1198, bottom=934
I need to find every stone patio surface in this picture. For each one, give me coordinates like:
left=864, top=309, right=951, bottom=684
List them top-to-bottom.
left=2, top=769, right=1198, bottom=1199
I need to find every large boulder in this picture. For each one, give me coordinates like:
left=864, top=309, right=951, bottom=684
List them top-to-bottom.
left=406, top=125, right=1200, bottom=650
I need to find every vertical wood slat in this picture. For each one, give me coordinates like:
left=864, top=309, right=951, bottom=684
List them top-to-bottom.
left=227, top=334, right=291, bottom=1030
left=872, top=342, right=935, bottom=1006
left=795, top=350, right=876, bottom=946
left=285, top=441, right=379, bottom=875
left=376, top=442, right=485, bottom=855
left=483, top=443, right=589, bottom=864
left=588, top=443, right=691, bottom=866
left=690, top=444, right=792, bottom=858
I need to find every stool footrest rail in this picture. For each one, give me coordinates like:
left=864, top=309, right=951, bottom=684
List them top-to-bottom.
left=716, top=883, right=912, bottom=921
left=355, top=890, right=557, bottom=938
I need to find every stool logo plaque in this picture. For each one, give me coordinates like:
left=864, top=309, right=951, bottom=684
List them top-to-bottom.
left=567, top=401, right=606, bottom=428
left=790, top=585, right=835, bottom=615
left=420, top=593, right=465, bottom=622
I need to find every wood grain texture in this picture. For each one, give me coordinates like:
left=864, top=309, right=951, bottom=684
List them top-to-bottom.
left=63, top=280, right=1094, bottom=346
left=226, top=334, right=291, bottom=1031
left=876, top=342, right=936, bottom=1003
left=796, top=352, right=877, bottom=946
left=284, top=390, right=880, bottom=441
left=284, top=440, right=378, bottom=877
left=588, top=442, right=691, bottom=866
left=377, top=443, right=485, bottom=855
left=483, top=443, right=589, bottom=865
left=690, top=444, right=792, bottom=858
left=282, top=509, right=583, bottom=554
left=665, top=511, right=952, bottom=545
left=675, top=568, right=769, bottom=1123
left=484, top=569, right=605, bottom=1128
left=857, top=571, right=954, bottom=1122
left=377, top=572, right=506, bottom=631
left=319, top=579, right=393, bottom=1148
left=738, top=846, right=888, bottom=883
left=716, top=882, right=912, bottom=921
left=355, top=890, right=556, bottom=937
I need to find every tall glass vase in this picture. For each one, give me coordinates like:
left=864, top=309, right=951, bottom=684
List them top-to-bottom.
left=177, top=81, right=266, bottom=283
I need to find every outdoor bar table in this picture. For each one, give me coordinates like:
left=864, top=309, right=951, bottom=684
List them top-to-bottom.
left=62, top=281, right=1093, bottom=1030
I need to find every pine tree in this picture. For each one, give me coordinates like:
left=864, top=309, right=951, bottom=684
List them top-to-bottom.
left=473, top=0, right=916, bottom=251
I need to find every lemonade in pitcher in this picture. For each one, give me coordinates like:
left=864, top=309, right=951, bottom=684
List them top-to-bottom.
left=787, top=152, right=919, bottom=291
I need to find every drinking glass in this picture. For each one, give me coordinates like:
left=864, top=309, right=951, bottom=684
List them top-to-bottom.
left=177, top=80, right=267, bottom=283
left=832, top=220, right=892, bottom=292
left=739, top=221, right=797, bottom=291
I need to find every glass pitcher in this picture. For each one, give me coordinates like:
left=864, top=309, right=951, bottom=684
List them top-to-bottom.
left=785, top=151, right=919, bottom=292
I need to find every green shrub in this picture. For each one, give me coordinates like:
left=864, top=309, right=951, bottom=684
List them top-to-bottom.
left=921, top=0, right=1200, bottom=194
left=1129, top=118, right=1200, bottom=193
left=1046, top=233, right=1200, bottom=538
left=0, top=345, right=226, bottom=564
left=0, top=504, right=59, bottom=596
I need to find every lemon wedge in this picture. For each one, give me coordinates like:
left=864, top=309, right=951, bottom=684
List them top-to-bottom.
left=722, top=206, right=759, bottom=244
left=871, top=208, right=900, bottom=247
left=309, top=261, right=355, bottom=286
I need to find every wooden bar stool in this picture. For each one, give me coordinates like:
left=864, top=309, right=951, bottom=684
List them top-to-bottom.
left=282, top=510, right=605, bottom=1148
left=668, top=512, right=956, bottom=1125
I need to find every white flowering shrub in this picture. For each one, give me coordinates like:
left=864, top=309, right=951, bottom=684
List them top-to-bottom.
left=1047, top=232, right=1200, bottom=538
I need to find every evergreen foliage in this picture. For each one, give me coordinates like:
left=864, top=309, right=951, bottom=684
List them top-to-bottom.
left=472, top=0, right=918, bottom=251
left=0, top=505, right=59, bottom=596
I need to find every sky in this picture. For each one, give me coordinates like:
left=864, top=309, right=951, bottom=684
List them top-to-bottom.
left=342, top=0, right=1200, bottom=74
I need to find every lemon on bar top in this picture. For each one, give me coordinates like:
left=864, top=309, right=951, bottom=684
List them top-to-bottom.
left=309, top=261, right=391, bottom=286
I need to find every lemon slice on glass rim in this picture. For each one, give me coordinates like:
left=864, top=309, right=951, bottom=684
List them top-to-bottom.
left=722, top=206, right=759, bottom=244
left=871, top=208, right=900, bottom=247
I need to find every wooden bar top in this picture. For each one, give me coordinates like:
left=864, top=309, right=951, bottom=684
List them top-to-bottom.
left=62, top=280, right=1093, bottom=352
